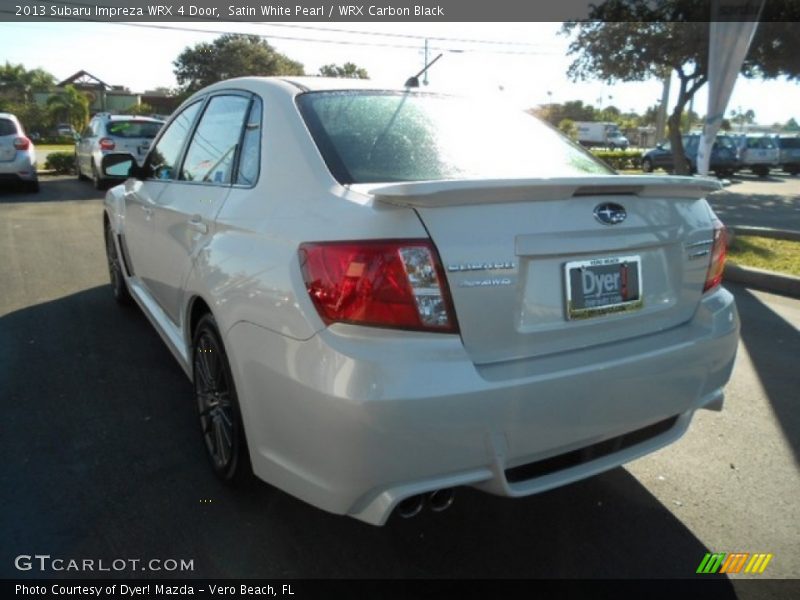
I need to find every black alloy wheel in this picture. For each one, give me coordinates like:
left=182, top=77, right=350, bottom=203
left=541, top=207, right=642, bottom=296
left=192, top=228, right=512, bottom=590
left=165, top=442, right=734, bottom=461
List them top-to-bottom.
left=104, top=223, right=131, bottom=304
left=193, top=315, right=251, bottom=484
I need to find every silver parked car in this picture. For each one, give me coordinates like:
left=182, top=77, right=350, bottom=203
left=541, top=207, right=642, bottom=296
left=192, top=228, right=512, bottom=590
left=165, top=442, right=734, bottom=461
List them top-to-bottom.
left=102, top=77, right=739, bottom=526
left=0, top=112, right=38, bottom=193
left=75, top=113, right=163, bottom=189
left=735, top=134, right=780, bottom=178
left=777, top=135, right=800, bottom=175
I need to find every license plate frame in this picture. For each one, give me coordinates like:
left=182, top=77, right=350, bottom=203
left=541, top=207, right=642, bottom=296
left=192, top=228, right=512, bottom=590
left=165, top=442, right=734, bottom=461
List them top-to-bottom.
left=565, top=255, right=643, bottom=320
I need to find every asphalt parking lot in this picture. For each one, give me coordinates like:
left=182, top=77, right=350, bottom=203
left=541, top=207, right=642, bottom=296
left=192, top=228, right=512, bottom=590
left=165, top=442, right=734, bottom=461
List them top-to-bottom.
left=1, top=176, right=798, bottom=591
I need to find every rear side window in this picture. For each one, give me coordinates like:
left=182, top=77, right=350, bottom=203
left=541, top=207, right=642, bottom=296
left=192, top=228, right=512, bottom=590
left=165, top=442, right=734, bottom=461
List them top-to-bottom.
left=297, top=91, right=611, bottom=184
left=181, top=95, right=250, bottom=184
left=235, top=97, right=262, bottom=186
left=0, top=119, right=18, bottom=136
left=107, top=121, right=163, bottom=139
left=780, top=138, right=800, bottom=149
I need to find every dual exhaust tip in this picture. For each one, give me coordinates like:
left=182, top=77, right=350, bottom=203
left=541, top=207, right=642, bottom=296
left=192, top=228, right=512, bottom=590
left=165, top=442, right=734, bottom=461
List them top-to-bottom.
left=396, top=488, right=455, bottom=519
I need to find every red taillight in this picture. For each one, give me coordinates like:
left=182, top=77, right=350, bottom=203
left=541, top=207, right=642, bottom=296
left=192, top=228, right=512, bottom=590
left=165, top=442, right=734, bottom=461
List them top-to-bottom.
left=13, top=137, right=30, bottom=151
left=99, top=138, right=115, bottom=151
left=703, top=218, right=728, bottom=292
left=299, top=240, right=458, bottom=333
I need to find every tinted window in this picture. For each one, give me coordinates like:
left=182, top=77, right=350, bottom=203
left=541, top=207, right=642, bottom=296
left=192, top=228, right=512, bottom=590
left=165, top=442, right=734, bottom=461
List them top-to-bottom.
left=297, top=92, right=611, bottom=184
left=181, top=95, right=250, bottom=184
left=236, top=97, right=262, bottom=186
left=148, top=100, right=202, bottom=181
left=0, top=119, right=18, bottom=136
left=107, top=120, right=163, bottom=139
left=715, top=136, right=736, bottom=149
left=746, top=137, right=776, bottom=149
left=780, top=138, right=800, bottom=149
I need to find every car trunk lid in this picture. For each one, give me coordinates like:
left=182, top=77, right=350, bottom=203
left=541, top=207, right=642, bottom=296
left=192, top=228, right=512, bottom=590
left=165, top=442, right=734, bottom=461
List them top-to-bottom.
left=355, top=175, right=721, bottom=364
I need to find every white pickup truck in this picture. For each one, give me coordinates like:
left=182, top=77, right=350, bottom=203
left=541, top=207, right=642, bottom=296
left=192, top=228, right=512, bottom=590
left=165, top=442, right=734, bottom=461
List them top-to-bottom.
left=576, top=121, right=629, bottom=150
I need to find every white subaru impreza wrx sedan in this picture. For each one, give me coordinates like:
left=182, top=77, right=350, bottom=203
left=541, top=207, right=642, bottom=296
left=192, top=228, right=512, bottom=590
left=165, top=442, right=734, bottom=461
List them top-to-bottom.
left=102, top=77, right=739, bottom=525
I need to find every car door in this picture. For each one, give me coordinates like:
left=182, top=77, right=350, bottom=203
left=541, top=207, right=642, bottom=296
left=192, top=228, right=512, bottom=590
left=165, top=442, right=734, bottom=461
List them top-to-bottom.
left=146, top=92, right=253, bottom=325
left=122, top=100, right=204, bottom=299
left=652, top=140, right=672, bottom=169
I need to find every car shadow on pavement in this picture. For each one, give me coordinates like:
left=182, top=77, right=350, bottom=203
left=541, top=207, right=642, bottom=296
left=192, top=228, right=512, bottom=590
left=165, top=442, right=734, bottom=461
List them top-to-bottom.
left=0, top=175, right=104, bottom=204
left=730, top=284, right=800, bottom=464
left=0, top=286, right=735, bottom=587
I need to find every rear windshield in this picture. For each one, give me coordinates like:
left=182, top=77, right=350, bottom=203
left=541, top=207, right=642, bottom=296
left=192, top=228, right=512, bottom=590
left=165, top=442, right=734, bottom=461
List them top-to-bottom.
left=296, top=91, right=612, bottom=184
left=0, top=119, right=18, bottom=137
left=107, top=120, right=163, bottom=139
left=779, top=137, right=800, bottom=149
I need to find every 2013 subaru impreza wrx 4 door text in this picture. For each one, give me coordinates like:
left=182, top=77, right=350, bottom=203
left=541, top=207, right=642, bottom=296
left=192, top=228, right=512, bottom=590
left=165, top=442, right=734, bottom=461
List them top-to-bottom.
left=102, top=77, right=739, bottom=525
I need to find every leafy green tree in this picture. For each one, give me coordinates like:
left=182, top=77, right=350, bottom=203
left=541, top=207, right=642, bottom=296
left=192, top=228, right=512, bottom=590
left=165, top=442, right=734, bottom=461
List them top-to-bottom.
left=562, top=0, right=800, bottom=174
left=173, top=34, right=305, bottom=95
left=0, top=62, right=55, bottom=102
left=318, top=62, right=369, bottom=79
left=47, top=84, right=90, bottom=132
left=123, top=102, right=155, bottom=116
left=729, top=108, right=756, bottom=131
left=558, top=118, right=577, bottom=139
left=784, top=118, right=800, bottom=132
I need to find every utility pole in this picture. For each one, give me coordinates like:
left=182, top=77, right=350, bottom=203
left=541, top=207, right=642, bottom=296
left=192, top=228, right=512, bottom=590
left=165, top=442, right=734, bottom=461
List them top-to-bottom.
left=655, top=73, right=671, bottom=142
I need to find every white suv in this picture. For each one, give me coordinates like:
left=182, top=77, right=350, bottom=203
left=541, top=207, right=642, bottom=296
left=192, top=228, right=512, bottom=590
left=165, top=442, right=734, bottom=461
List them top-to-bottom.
left=0, top=113, right=38, bottom=193
left=735, top=134, right=780, bottom=178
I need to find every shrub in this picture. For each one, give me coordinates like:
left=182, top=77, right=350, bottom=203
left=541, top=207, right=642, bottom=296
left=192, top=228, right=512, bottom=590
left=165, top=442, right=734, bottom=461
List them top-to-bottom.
left=590, top=149, right=644, bottom=171
left=44, top=152, right=76, bottom=174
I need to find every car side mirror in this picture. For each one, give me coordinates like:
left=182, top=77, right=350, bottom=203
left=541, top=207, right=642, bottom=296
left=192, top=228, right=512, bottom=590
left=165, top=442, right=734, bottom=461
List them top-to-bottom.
left=101, top=153, right=135, bottom=178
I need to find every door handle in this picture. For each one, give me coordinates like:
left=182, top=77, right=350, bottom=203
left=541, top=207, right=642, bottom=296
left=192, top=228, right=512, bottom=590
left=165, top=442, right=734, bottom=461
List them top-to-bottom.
left=188, top=215, right=208, bottom=234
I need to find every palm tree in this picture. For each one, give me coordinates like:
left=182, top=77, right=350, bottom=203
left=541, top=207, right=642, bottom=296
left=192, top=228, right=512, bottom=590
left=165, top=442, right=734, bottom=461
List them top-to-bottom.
left=0, top=62, right=55, bottom=102
left=47, top=85, right=90, bottom=132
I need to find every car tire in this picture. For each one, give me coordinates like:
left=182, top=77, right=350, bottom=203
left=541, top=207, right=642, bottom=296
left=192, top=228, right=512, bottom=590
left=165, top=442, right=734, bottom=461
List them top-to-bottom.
left=76, top=156, right=88, bottom=181
left=642, top=158, right=653, bottom=173
left=91, top=162, right=105, bottom=190
left=754, top=166, right=769, bottom=178
left=25, top=179, right=39, bottom=193
left=104, top=222, right=132, bottom=305
left=193, top=314, right=253, bottom=486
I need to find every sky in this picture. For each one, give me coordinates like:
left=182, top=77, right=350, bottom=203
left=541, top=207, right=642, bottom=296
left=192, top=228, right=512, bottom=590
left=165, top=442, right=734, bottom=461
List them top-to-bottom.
left=1, top=20, right=799, bottom=125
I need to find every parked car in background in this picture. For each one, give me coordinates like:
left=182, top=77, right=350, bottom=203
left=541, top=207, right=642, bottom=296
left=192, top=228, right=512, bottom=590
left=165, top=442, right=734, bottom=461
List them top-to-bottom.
left=102, top=77, right=739, bottom=526
left=0, top=112, right=38, bottom=193
left=75, top=113, right=164, bottom=189
left=575, top=121, right=629, bottom=149
left=56, top=123, right=78, bottom=139
left=641, top=134, right=738, bottom=177
left=734, top=134, right=780, bottom=178
left=777, top=135, right=800, bottom=175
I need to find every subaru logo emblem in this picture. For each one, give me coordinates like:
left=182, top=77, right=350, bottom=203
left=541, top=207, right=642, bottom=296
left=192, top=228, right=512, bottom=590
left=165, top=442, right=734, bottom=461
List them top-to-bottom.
left=594, top=203, right=627, bottom=225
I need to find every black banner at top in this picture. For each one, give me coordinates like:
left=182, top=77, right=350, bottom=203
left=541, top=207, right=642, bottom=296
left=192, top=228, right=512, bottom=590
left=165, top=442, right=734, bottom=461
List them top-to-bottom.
left=0, top=0, right=786, bottom=23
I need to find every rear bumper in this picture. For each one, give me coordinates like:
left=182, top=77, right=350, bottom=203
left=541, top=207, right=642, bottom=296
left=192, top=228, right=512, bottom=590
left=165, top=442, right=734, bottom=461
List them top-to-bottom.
left=0, top=154, right=37, bottom=182
left=226, top=286, right=739, bottom=526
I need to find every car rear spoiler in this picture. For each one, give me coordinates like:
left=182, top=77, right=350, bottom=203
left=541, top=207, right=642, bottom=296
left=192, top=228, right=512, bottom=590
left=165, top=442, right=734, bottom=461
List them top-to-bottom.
left=351, top=175, right=722, bottom=208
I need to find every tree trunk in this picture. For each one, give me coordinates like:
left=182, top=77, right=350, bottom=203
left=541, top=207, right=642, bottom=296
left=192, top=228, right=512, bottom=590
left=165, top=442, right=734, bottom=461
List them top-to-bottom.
left=668, top=110, right=690, bottom=175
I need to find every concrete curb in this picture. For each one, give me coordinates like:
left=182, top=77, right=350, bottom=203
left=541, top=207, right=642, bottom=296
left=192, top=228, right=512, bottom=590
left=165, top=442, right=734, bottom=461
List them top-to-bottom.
left=729, top=226, right=800, bottom=243
left=725, top=263, right=800, bottom=298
